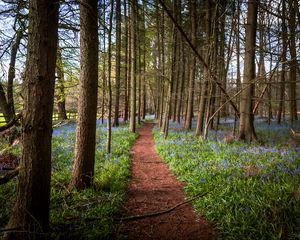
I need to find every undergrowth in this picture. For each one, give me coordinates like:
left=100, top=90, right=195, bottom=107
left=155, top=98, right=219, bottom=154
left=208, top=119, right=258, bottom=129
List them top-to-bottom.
left=154, top=120, right=300, bottom=239
left=0, top=122, right=137, bottom=239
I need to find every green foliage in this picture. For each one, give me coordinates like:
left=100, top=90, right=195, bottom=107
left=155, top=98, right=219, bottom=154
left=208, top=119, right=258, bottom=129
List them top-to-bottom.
left=0, top=113, right=5, bottom=126
left=0, top=123, right=137, bottom=239
left=154, top=123, right=300, bottom=239
left=50, top=124, right=137, bottom=239
left=0, top=180, right=17, bottom=227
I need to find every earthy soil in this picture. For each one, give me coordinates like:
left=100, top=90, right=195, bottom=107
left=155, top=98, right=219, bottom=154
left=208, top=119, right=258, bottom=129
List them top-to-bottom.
left=117, top=123, right=216, bottom=240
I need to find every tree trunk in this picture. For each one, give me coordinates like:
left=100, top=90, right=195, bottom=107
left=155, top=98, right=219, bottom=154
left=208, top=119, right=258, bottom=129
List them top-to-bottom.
left=4, top=0, right=58, bottom=239
left=71, top=0, right=98, bottom=189
left=106, top=0, right=114, bottom=153
left=113, top=0, right=121, bottom=126
left=127, top=0, right=132, bottom=122
left=129, top=0, right=137, bottom=133
left=184, top=0, right=196, bottom=130
left=195, top=0, right=211, bottom=136
left=235, top=0, right=241, bottom=135
left=238, top=0, right=258, bottom=142
left=287, top=0, right=298, bottom=123
left=123, top=1, right=129, bottom=122
left=142, top=1, right=147, bottom=119
left=156, top=1, right=164, bottom=128
left=277, top=1, right=287, bottom=124
left=218, top=2, right=227, bottom=119
left=163, top=5, right=176, bottom=137
left=100, top=9, right=107, bottom=124
left=257, top=12, right=266, bottom=119
left=137, top=24, right=142, bottom=125
left=0, top=30, right=23, bottom=123
left=7, top=30, right=22, bottom=121
left=176, top=40, right=185, bottom=123
left=56, top=47, right=68, bottom=120
left=0, top=84, right=11, bottom=123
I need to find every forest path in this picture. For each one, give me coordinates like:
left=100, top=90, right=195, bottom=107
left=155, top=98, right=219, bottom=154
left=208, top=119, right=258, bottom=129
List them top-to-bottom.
left=117, top=123, right=215, bottom=240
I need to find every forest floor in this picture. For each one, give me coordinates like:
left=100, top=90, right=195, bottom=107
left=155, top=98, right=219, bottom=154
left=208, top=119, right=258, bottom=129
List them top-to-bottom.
left=117, top=123, right=216, bottom=240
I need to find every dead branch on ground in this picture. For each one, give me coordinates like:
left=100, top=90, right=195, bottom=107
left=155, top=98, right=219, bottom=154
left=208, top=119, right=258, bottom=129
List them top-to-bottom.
left=118, top=191, right=209, bottom=221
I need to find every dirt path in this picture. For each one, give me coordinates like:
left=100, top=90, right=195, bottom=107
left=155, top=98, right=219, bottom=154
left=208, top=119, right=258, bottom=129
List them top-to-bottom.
left=117, top=123, right=215, bottom=240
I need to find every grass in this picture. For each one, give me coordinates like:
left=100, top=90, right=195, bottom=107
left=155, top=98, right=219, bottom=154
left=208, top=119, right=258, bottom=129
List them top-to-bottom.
left=154, top=120, right=300, bottom=239
left=0, top=121, right=137, bottom=239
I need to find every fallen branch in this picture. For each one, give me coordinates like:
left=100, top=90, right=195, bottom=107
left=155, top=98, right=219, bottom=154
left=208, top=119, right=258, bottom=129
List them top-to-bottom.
left=53, top=120, right=70, bottom=128
left=291, top=128, right=300, bottom=139
left=0, top=167, right=19, bottom=185
left=118, top=191, right=208, bottom=222
left=0, top=227, right=21, bottom=233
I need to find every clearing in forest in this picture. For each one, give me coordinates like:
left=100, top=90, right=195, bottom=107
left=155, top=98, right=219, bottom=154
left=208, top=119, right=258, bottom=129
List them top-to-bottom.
left=117, top=123, right=215, bottom=240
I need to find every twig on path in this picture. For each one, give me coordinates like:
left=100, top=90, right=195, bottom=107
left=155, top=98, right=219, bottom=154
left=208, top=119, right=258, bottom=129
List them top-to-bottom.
left=118, top=191, right=209, bottom=222
left=63, top=192, right=208, bottom=222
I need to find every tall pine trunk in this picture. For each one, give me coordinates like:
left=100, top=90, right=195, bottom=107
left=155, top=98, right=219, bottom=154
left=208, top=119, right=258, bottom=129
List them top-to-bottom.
left=4, top=0, right=59, bottom=238
left=71, top=0, right=99, bottom=189
left=106, top=0, right=114, bottom=153
left=113, top=0, right=121, bottom=126
left=124, top=0, right=129, bottom=122
left=130, top=0, right=137, bottom=133
left=184, top=0, right=196, bottom=130
left=195, top=0, right=211, bottom=136
left=238, top=0, right=258, bottom=142
left=287, top=0, right=298, bottom=123
left=277, top=1, right=287, bottom=124
left=0, top=30, right=22, bottom=123
left=56, top=47, right=68, bottom=120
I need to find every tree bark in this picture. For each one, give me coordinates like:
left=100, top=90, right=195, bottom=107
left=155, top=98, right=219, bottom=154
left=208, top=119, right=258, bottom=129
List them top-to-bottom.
left=4, top=0, right=59, bottom=238
left=71, top=0, right=98, bottom=189
left=106, top=0, right=114, bottom=153
left=113, top=0, right=121, bottom=126
left=124, top=0, right=129, bottom=122
left=130, top=0, right=137, bottom=133
left=184, top=0, right=196, bottom=130
left=195, top=0, right=211, bottom=136
left=238, top=0, right=258, bottom=142
left=287, top=0, right=298, bottom=123
left=142, top=1, right=147, bottom=119
left=277, top=1, right=287, bottom=124
left=257, top=12, right=266, bottom=119
left=137, top=20, right=142, bottom=125
left=0, top=30, right=22, bottom=123
left=7, top=30, right=22, bottom=121
left=175, top=40, right=185, bottom=123
left=56, top=47, right=68, bottom=120
left=0, top=83, right=11, bottom=123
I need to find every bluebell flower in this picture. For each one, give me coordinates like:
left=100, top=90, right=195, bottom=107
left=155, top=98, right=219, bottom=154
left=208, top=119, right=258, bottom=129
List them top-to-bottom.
left=52, top=129, right=61, bottom=136
left=222, top=159, right=229, bottom=169
left=296, top=166, right=300, bottom=175
left=283, top=167, right=294, bottom=176
left=261, top=174, right=270, bottom=182
left=200, top=178, right=206, bottom=184
left=242, top=207, right=250, bottom=214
